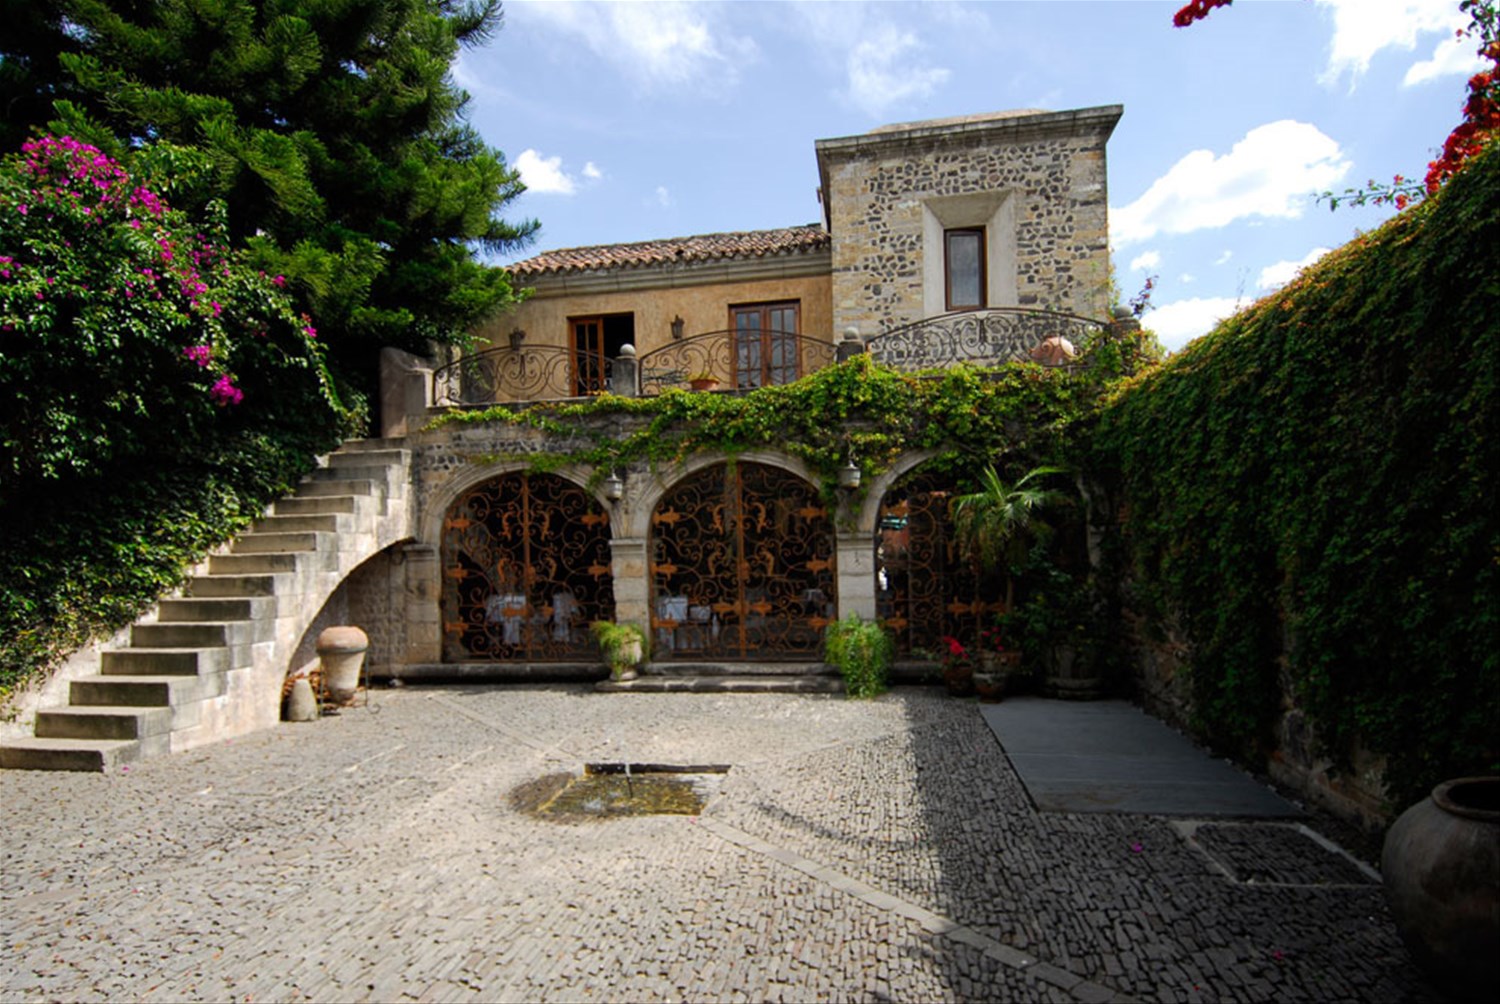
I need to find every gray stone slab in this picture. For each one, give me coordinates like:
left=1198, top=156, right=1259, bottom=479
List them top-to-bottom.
left=981, top=698, right=1303, bottom=817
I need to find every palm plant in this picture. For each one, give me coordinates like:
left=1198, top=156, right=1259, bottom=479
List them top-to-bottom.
left=949, top=465, right=1071, bottom=612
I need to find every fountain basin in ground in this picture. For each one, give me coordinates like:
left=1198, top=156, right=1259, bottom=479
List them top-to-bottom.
left=511, top=763, right=730, bottom=820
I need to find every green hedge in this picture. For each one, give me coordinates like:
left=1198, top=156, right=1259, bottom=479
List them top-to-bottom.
left=1093, top=147, right=1500, bottom=807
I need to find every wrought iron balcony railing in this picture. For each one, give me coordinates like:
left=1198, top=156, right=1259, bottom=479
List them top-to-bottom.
left=866, top=307, right=1105, bottom=371
left=637, top=329, right=838, bottom=396
left=433, top=344, right=612, bottom=407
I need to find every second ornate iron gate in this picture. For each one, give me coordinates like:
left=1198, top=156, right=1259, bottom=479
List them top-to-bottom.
left=650, top=463, right=835, bottom=660
left=875, top=469, right=1003, bottom=656
left=441, top=472, right=614, bottom=661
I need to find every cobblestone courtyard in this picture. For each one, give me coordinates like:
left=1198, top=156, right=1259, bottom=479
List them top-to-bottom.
left=1, top=687, right=1440, bottom=1002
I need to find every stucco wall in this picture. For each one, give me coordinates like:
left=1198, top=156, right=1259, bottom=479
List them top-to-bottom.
left=475, top=272, right=834, bottom=357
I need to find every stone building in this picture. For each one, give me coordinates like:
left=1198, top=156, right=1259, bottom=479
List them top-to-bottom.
left=375, top=104, right=1124, bottom=679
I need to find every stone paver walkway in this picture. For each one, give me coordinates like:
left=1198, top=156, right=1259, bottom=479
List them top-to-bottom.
left=0, top=686, right=1439, bottom=1002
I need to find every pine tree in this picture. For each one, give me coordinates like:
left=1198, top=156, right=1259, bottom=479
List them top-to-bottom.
left=2, top=0, right=536, bottom=371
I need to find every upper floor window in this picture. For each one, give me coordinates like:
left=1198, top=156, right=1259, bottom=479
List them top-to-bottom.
left=945, top=228, right=986, bottom=310
left=731, top=302, right=800, bottom=389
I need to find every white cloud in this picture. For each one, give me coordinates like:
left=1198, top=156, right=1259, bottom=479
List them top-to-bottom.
left=1315, top=0, right=1471, bottom=88
left=518, top=1, right=758, bottom=94
left=845, top=23, right=951, bottom=116
left=1404, top=29, right=1488, bottom=85
left=1111, top=121, right=1350, bottom=247
left=515, top=149, right=576, bottom=195
left=582, top=162, right=603, bottom=181
left=654, top=186, right=673, bottom=208
left=1258, top=247, right=1333, bottom=290
left=1215, top=250, right=1234, bottom=266
left=1129, top=251, right=1161, bottom=272
left=1179, top=273, right=1196, bottom=284
left=1147, top=297, right=1246, bottom=353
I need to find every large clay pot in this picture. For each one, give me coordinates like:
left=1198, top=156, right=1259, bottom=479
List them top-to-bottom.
left=316, top=626, right=369, bottom=704
left=1381, top=776, right=1500, bottom=999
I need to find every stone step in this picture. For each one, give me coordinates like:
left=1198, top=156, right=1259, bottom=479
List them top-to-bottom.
left=337, top=437, right=406, bottom=453
left=327, top=448, right=408, bottom=468
left=306, top=465, right=391, bottom=486
left=296, top=478, right=379, bottom=498
left=274, top=495, right=361, bottom=516
left=251, top=513, right=349, bottom=535
left=231, top=531, right=321, bottom=554
left=208, top=552, right=301, bottom=575
left=184, top=573, right=286, bottom=599
left=157, top=596, right=276, bottom=623
left=131, top=621, right=256, bottom=649
left=102, top=648, right=229, bottom=677
left=643, top=662, right=837, bottom=678
left=71, top=674, right=207, bottom=707
left=595, top=675, right=845, bottom=694
left=36, top=706, right=175, bottom=741
left=0, top=737, right=143, bottom=772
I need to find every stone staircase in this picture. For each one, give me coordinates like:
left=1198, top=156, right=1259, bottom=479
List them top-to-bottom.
left=0, top=439, right=412, bottom=772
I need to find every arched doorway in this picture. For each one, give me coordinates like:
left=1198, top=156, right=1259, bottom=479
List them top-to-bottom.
left=650, top=462, right=835, bottom=660
left=875, top=468, right=1003, bottom=656
left=441, top=472, right=614, bottom=661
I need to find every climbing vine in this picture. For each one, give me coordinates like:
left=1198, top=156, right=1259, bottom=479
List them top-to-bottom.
left=1093, top=145, right=1500, bottom=808
left=429, top=353, right=1102, bottom=512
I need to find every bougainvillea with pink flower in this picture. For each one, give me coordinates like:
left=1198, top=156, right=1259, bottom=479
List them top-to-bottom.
left=0, top=136, right=353, bottom=482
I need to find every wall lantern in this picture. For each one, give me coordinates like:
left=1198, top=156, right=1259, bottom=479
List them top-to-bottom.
left=670, top=315, right=685, bottom=340
left=508, top=328, right=526, bottom=350
left=837, top=460, right=862, bottom=491
left=602, top=470, right=625, bottom=502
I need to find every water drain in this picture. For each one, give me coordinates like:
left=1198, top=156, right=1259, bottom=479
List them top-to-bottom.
left=511, top=763, right=730, bottom=820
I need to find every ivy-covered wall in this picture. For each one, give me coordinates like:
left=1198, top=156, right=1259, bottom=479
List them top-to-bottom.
left=1092, top=146, right=1499, bottom=816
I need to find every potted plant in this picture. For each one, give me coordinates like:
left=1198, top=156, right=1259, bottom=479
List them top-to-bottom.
left=687, top=371, right=720, bottom=391
left=949, top=464, right=1069, bottom=615
left=824, top=614, right=893, bottom=698
left=590, top=621, right=647, bottom=681
left=972, top=622, right=1020, bottom=702
left=939, top=635, right=974, bottom=697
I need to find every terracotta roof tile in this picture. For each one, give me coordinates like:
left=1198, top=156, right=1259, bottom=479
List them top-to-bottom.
left=508, top=224, right=830, bottom=277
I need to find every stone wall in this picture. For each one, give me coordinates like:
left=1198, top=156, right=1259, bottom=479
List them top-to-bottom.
left=816, top=107, right=1121, bottom=337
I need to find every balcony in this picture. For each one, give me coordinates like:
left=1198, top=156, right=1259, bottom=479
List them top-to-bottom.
left=432, top=309, right=1108, bottom=408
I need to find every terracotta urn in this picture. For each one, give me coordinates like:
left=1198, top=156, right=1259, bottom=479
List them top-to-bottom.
left=316, top=626, right=369, bottom=704
left=1381, top=776, right=1500, bottom=998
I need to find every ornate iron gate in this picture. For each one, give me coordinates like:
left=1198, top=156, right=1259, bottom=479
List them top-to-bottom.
left=650, top=463, right=835, bottom=660
left=875, top=469, right=1004, bottom=656
left=441, top=473, right=614, bottom=661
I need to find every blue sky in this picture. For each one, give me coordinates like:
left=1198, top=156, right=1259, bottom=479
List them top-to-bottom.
left=453, top=0, right=1484, bottom=351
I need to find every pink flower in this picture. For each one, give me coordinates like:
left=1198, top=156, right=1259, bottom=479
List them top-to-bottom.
left=271, top=275, right=286, bottom=287
left=303, top=325, right=317, bottom=339
left=183, top=345, right=212, bottom=367
left=210, top=374, right=243, bottom=407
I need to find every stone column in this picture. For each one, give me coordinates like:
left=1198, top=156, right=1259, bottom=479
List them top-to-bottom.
left=836, top=326, right=865, bottom=362
left=613, top=344, right=640, bottom=398
left=834, top=532, right=877, bottom=621
left=609, top=537, right=650, bottom=627
left=402, top=543, right=442, bottom=664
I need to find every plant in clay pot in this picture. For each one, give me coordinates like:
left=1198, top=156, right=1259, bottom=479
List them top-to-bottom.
left=686, top=372, right=720, bottom=391
left=590, top=621, right=647, bottom=680
left=939, top=635, right=974, bottom=697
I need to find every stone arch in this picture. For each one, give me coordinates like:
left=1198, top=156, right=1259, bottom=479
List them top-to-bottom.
left=620, top=449, right=820, bottom=541
left=858, top=449, right=942, bottom=534
left=647, top=459, right=836, bottom=661
left=419, top=460, right=605, bottom=548
left=438, top=469, right=616, bottom=662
